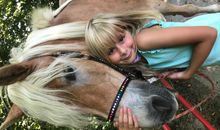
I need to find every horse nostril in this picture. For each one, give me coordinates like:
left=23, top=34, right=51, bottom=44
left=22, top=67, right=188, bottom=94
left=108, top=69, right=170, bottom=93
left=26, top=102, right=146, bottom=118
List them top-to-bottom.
left=66, top=67, right=74, bottom=72
left=152, top=96, right=172, bottom=113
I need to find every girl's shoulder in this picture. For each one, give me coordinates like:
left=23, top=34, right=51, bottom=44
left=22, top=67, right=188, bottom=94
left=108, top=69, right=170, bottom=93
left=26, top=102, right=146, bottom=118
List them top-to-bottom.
left=143, top=20, right=163, bottom=28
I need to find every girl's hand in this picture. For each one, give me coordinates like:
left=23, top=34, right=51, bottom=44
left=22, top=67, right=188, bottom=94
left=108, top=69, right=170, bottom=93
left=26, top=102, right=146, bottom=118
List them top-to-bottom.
left=158, top=69, right=193, bottom=80
left=166, top=70, right=192, bottom=80
left=114, top=107, right=142, bottom=130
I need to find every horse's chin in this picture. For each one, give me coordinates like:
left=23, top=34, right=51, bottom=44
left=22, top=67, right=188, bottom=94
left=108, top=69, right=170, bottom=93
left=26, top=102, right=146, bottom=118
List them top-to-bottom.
left=120, top=80, right=178, bottom=128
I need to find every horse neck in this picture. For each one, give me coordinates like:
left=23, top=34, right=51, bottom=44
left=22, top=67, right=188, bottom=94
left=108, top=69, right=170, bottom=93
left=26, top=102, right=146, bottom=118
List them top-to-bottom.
left=51, top=0, right=153, bottom=25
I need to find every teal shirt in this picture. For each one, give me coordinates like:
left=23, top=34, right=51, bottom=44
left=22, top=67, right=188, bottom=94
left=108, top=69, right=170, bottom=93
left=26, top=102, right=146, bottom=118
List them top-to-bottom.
left=138, top=13, right=220, bottom=70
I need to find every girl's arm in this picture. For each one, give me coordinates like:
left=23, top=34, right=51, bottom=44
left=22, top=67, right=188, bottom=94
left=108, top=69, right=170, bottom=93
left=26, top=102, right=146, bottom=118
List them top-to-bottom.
left=135, top=26, right=217, bottom=79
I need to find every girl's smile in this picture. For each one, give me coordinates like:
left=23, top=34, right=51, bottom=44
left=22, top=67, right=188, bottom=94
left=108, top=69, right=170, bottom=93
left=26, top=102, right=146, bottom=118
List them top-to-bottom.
left=108, top=31, right=138, bottom=64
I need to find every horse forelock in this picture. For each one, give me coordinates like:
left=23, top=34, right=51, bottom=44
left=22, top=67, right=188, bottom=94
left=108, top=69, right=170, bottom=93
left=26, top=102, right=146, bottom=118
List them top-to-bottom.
left=6, top=57, right=94, bottom=129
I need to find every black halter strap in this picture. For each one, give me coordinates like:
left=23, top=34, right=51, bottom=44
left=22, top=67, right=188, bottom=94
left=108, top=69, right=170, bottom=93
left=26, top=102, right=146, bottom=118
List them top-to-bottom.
left=50, top=51, right=144, bottom=80
left=89, top=56, right=145, bottom=80
left=107, top=77, right=131, bottom=122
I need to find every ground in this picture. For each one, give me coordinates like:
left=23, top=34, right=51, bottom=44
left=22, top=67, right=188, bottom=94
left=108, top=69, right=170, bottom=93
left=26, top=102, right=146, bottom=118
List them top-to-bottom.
left=154, top=0, right=220, bottom=129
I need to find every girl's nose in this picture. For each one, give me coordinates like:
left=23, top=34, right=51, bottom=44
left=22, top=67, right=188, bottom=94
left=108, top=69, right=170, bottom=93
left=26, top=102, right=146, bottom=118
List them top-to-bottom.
left=116, top=44, right=127, bottom=56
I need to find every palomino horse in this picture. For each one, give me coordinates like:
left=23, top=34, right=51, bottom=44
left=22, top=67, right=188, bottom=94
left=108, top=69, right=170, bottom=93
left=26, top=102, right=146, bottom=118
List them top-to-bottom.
left=1, top=0, right=220, bottom=129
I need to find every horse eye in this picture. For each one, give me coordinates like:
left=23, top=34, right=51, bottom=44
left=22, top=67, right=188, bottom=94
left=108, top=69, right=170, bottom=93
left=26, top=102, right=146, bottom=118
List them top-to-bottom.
left=64, top=67, right=76, bottom=81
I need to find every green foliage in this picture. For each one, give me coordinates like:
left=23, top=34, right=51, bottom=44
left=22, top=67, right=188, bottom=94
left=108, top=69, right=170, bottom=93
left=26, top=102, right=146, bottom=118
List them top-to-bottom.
left=0, top=0, right=58, bottom=66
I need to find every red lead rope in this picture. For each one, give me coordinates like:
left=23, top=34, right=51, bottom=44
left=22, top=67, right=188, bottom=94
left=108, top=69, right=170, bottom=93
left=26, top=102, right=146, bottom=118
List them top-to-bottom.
left=160, top=71, right=217, bottom=130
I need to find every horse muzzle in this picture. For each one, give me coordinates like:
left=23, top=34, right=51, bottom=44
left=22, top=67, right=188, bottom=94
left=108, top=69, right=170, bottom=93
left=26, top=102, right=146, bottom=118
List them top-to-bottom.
left=120, top=80, right=178, bottom=128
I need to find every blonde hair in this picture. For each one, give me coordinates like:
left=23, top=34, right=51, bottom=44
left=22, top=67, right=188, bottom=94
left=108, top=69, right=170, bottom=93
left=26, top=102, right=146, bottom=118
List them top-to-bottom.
left=85, top=10, right=165, bottom=61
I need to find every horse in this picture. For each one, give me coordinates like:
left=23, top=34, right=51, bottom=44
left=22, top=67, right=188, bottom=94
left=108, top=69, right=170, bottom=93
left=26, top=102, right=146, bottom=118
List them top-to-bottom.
left=1, top=0, right=220, bottom=129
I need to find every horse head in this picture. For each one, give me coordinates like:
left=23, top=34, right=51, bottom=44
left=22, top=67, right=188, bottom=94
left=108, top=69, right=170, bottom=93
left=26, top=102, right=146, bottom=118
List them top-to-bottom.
left=0, top=0, right=179, bottom=129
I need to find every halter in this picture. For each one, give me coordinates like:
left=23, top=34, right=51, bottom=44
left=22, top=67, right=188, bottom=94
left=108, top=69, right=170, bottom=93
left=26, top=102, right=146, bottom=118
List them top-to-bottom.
left=89, top=56, right=145, bottom=122
left=89, top=56, right=145, bottom=80
left=107, top=77, right=131, bottom=122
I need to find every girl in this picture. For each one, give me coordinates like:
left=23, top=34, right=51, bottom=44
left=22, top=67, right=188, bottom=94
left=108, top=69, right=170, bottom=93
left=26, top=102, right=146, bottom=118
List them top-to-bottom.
left=85, top=10, right=219, bottom=80
left=85, top=10, right=219, bottom=130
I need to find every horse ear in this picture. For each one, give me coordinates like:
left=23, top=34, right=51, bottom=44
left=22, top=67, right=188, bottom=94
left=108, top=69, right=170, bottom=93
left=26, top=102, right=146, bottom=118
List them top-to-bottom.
left=0, top=62, right=33, bottom=85
left=0, top=104, right=23, bottom=130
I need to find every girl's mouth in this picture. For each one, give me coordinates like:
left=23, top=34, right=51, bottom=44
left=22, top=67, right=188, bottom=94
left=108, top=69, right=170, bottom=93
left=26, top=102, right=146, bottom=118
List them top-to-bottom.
left=123, top=51, right=132, bottom=61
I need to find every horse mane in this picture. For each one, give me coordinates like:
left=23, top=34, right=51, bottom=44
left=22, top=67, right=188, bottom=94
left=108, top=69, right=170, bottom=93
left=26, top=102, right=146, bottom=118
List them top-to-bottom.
left=4, top=6, right=100, bottom=129
left=10, top=20, right=88, bottom=63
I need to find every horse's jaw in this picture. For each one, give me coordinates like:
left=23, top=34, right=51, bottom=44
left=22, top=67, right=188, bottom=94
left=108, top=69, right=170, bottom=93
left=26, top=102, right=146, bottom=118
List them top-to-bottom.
left=119, top=80, right=178, bottom=128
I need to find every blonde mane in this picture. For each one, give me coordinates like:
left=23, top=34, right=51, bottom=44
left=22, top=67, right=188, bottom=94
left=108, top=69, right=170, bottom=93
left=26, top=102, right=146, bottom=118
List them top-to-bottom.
left=10, top=21, right=87, bottom=63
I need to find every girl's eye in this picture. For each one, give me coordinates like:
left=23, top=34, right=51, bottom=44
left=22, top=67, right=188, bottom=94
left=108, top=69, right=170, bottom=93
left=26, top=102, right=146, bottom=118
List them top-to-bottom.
left=118, top=35, right=125, bottom=43
left=108, top=47, right=116, bottom=55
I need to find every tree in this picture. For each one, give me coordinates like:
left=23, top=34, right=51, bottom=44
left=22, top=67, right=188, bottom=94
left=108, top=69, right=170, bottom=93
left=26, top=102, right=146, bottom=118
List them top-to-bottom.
left=0, top=0, right=58, bottom=66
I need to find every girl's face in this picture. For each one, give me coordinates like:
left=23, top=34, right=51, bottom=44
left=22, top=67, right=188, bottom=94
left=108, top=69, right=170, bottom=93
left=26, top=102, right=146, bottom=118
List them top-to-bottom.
left=108, top=31, right=137, bottom=64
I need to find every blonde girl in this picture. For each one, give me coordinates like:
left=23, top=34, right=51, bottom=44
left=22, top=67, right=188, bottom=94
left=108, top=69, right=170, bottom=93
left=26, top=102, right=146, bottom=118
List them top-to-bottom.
left=85, top=10, right=218, bottom=80
left=85, top=10, right=219, bottom=130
